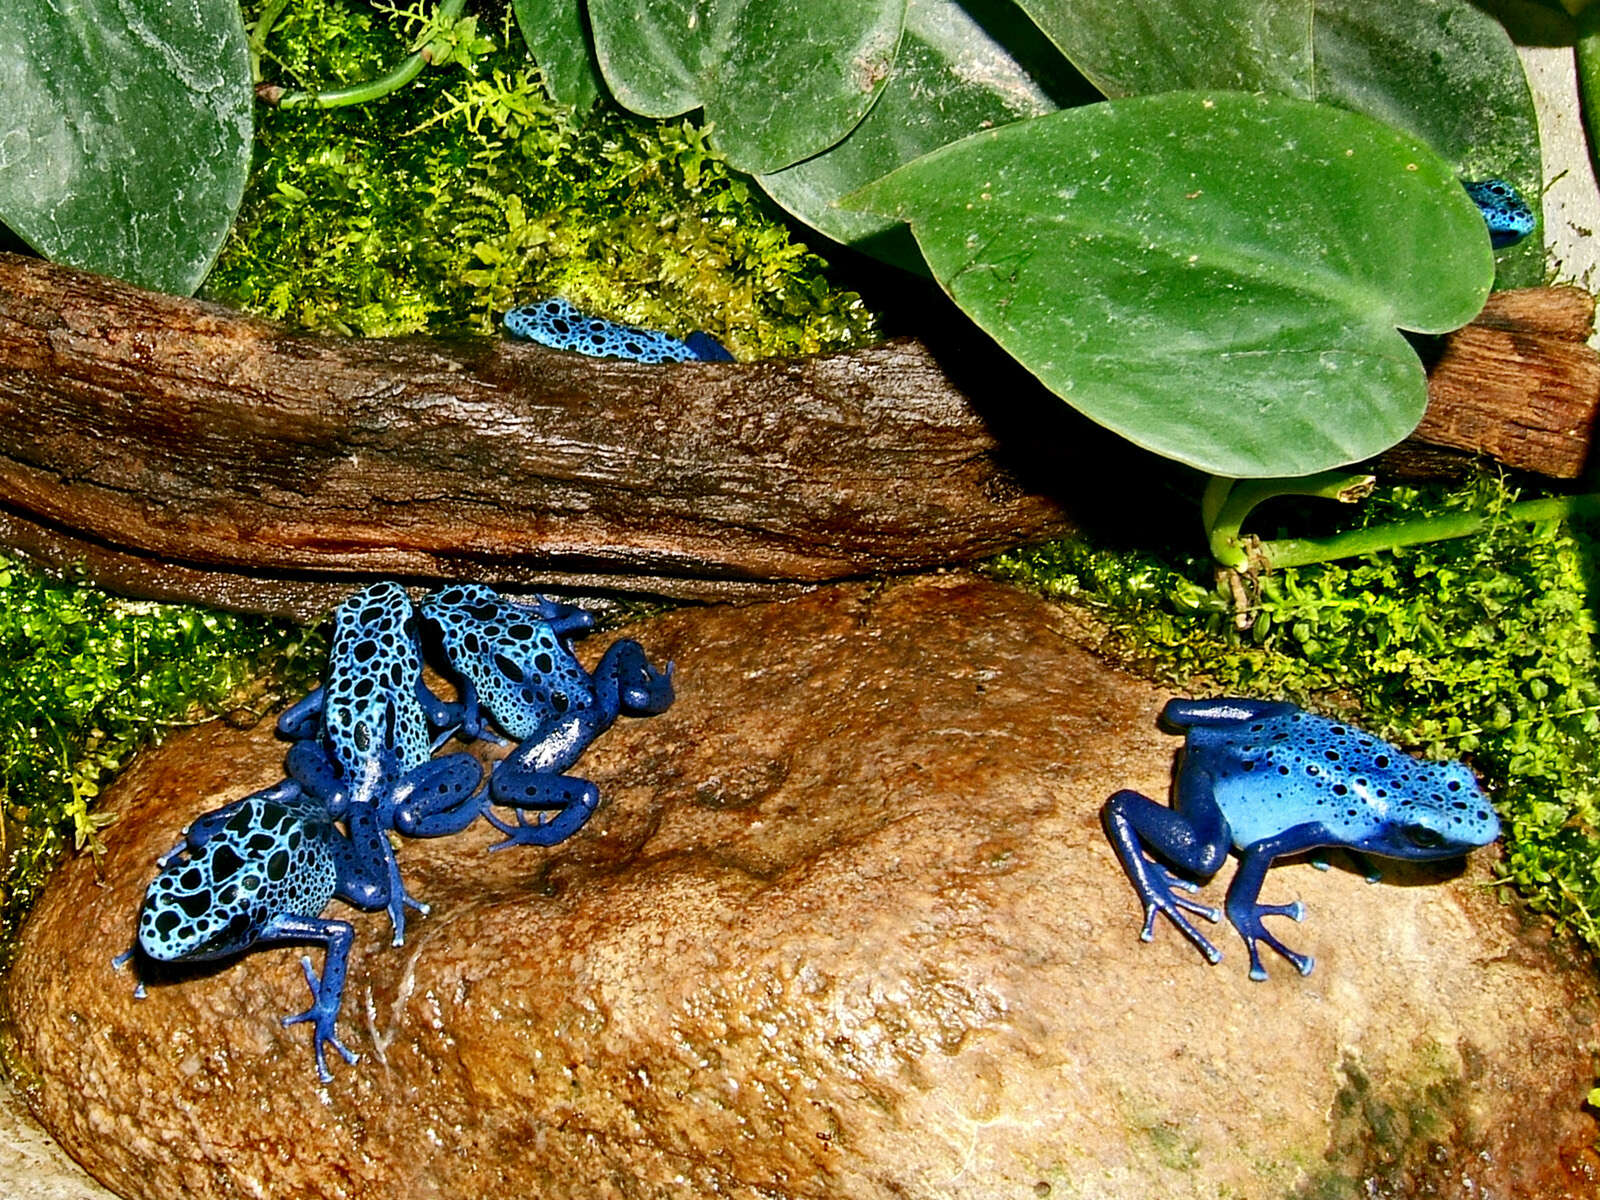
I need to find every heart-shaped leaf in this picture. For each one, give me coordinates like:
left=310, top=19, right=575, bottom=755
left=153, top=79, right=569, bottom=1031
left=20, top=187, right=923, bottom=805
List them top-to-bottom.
left=0, top=0, right=251, bottom=295
left=514, top=0, right=606, bottom=111
left=587, top=0, right=906, bottom=173
left=756, top=0, right=1095, bottom=267
left=1012, top=0, right=1542, bottom=285
left=847, top=92, right=1494, bottom=478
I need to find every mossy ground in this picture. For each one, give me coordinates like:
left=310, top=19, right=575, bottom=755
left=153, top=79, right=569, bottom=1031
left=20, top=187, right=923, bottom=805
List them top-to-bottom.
left=205, top=0, right=878, bottom=355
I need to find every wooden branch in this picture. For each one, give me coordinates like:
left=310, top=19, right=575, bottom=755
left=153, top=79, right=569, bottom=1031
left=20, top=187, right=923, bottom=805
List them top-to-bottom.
left=0, top=251, right=1594, bottom=620
left=0, top=252, right=1079, bottom=618
left=1385, top=286, right=1600, bottom=479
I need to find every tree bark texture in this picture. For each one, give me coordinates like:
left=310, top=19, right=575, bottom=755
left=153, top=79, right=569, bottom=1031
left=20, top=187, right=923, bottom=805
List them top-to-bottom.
left=0, top=252, right=1594, bottom=620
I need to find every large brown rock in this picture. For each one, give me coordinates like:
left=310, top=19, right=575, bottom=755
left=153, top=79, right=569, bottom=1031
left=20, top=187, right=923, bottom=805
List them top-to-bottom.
left=4, top=575, right=1597, bottom=1198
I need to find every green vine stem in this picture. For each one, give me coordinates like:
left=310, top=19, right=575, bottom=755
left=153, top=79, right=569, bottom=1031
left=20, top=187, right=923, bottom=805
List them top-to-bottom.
left=259, top=0, right=468, bottom=110
left=1203, top=471, right=1377, bottom=569
left=1259, top=492, right=1600, bottom=569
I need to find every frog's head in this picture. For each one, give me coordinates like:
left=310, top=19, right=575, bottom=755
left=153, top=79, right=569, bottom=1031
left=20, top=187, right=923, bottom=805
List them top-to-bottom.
left=1356, top=757, right=1500, bottom=861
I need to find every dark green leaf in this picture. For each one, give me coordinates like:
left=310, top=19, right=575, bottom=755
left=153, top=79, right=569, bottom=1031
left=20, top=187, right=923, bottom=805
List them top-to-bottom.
left=0, top=0, right=252, bottom=295
left=513, top=0, right=605, bottom=111
left=588, top=0, right=906, bottom=173
left=756, top=0, right=1096, bottom=267
left=1010, top=0, right=1543, bottom=285
left=1012, top=0, right=1313, bottom=98
left=1310, top=0, right=1543, bottom=285
left=848, top=93, right=1494, bottom=478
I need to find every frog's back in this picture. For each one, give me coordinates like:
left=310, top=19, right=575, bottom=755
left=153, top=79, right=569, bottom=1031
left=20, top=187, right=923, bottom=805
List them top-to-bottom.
left=324, top=581, right=432, bottom=775
left=423, top=584, right=590, bottom=740
left=1199, top=709, right=1494, bottom=851
left=137, top=794, right=338, bottom=962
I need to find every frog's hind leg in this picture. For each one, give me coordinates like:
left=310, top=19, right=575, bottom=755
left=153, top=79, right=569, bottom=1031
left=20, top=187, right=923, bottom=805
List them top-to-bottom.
left=392, top=752, right=486, bottom=838
left=483, top=773, right=599, bottom=850
left=1101, top=786, right=1228, bottom=963
left=1225, top=834, right=1316, bottom=981
left=264, top=912, right=359, bottom=1083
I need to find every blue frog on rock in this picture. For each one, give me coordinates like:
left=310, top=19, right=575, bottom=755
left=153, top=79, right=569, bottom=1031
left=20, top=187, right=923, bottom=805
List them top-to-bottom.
left=118, top=580, right=675, bottom=1082
left=421, top=583, right=676, bottom=849
left=1102, top=697, right=1500, bottom=982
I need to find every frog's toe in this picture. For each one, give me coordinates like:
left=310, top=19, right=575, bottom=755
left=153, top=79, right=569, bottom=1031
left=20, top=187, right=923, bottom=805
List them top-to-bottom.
left=1140, top=899, right=1225, bottom=964
left=1235, top=910, right=1314, bottom=980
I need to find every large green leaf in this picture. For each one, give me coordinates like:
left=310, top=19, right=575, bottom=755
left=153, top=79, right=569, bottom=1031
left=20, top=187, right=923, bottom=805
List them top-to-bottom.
left=0, top=0, right=252, bottom=295
left=514, top=0, right=605, bottom=111
left=587, top=0, right=906, bottom=173
left=756, top=0, right=1096, bottom=267
left=1011, top=0, right=1542, bottom=284
left=1012, top=0, right=1314, bottom=98
left=1309, top=0, right=1542, bottom=285
left=847, top=93, right=1494, bottom=478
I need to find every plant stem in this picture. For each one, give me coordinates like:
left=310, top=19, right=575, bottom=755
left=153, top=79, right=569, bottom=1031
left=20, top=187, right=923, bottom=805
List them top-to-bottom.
left=266, top=0, right=468, bottom=110
left=1204, top=470, right=1376, bottom=569
left=1259, top=493, right=1600, bottom=569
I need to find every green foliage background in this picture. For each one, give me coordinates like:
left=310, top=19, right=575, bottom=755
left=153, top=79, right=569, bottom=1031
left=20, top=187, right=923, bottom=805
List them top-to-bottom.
left=205, top=1, right=878, bottom=356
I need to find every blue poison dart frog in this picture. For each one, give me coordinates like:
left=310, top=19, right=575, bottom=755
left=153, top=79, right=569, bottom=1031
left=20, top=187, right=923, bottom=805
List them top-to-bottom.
left=1463, top=178, right=1535, bottom=249
left=502, top=297, right=734, bottom=362
left=276, top=581, right=485, bottom=946
left=421, top=583, right=675, bottom=849
left=1102, top=698, right=1500, bottom=981
left=115, top=780, right=379, bottom=1081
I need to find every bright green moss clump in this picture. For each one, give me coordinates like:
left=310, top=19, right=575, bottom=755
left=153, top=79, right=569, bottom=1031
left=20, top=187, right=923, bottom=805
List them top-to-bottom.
left=206, top=1, right=878, bottom=357
left=990, top=475, right=1600, bottom=948
left=0, top=561, right=320, bottom=956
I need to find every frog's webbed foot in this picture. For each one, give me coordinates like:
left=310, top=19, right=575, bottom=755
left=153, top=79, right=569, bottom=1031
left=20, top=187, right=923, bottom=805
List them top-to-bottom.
left=1102, top=788, right=1228, bottom=966
left=1226, top=843, right=1314, bottom=980
left=1133, top=861, right=1225, bottom=964
left=1228, top=897, right=1311, bottom=981
left=260, top=913, right=356, bottom=1083
left=110, top=947, right=148, bottom=998
left=283, top=956, right=360, bottom=1083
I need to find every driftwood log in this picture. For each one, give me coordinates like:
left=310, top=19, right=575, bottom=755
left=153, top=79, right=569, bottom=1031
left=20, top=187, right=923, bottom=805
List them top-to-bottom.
left=0, top=251, right=1595, bottom=620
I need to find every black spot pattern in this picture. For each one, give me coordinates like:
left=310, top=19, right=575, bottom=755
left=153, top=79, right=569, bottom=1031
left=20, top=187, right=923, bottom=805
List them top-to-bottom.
left=501, top=298, right=732, bottom=363
left=322, top=582, right=432, bottom=777
left=421, top=583, right=595, bottom=741
left=1203, top=707, right=1500, bottom=852
left=137, top=794, right=337, bottom=962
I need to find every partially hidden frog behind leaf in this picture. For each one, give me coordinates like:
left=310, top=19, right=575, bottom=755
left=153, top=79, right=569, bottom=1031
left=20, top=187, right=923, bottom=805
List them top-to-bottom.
left=1463, top=177, right=1535, bottom=249
left=502, top=297, right=734, bottom=362
left=1102, top=697, right=1500, bottom=981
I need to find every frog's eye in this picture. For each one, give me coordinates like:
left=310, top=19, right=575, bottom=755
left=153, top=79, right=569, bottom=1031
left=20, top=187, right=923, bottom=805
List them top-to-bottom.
left=1402, top=824, right=1445, bottom=849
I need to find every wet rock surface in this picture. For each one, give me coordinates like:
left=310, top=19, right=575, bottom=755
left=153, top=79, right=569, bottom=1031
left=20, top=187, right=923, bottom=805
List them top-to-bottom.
left=5, top=575, right=1598, bottom=1199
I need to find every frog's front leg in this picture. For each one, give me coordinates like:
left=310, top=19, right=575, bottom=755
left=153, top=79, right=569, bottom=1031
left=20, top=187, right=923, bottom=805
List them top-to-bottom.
left=1224, top=826, right=1324, bottom=981
left=262, top=912, right=360, bottom=1083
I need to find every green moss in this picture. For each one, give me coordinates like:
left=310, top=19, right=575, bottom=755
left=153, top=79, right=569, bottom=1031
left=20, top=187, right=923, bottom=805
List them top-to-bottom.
left=207, top=0, right=879, bottom=356
left=989, top=473, right=1600, bottom=951
left=0, top=560, right=320, bottom=958
left=1293, top=1050, right=1488, bottom=1198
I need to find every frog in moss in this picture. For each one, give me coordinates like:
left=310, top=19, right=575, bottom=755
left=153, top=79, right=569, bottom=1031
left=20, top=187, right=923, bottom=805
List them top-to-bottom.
left=503, top=297, right=734, bottom=362
left=1102, top=697, right=1500, bottom=981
